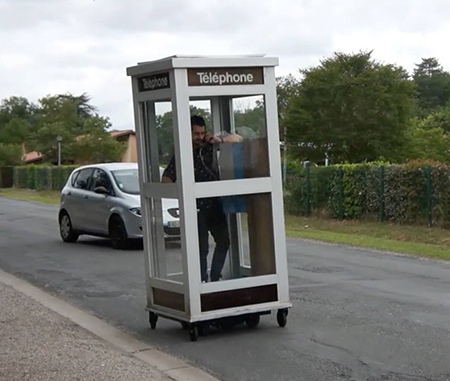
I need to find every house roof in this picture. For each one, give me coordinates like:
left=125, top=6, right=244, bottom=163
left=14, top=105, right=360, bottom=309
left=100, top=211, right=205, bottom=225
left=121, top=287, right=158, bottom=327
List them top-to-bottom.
left=22, top=129, right=135, bottom=163
left=109, top=129, right=135, bottom=138
left=23, top=151, right=44, bottom=163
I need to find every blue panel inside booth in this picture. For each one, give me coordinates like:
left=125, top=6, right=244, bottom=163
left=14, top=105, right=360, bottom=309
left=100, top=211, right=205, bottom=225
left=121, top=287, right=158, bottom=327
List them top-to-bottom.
left=221, top=143, right=247, bottom=214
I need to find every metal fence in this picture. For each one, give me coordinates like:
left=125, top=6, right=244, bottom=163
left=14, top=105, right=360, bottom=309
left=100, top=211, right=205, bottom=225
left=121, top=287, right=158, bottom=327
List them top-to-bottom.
left=284, top=164, right=450, bottom=228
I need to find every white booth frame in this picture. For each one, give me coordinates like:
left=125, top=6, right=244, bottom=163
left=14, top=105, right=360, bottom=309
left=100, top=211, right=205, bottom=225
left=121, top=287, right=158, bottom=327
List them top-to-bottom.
left=127, top=55, right=291, bottom=324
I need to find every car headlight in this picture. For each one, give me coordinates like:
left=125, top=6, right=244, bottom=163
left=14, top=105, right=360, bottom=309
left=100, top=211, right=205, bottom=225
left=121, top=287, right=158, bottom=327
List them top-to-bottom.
left=129, top=207, right=141, bottom=217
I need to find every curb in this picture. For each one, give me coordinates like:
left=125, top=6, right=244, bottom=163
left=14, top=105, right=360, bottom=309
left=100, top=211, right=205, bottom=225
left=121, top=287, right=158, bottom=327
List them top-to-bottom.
left=0, top=269, right=220, bottom=381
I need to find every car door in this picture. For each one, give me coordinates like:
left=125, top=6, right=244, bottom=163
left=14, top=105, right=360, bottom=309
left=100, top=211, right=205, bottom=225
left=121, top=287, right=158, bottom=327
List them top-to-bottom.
left=67, top=168, right=95, bottom=231
left=85, top=168, right=115, bottom=235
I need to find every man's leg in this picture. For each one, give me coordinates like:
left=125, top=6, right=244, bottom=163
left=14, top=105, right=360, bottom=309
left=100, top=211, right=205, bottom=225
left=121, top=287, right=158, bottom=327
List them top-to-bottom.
left=208, top=210, right=230, bottom=282
left=197, top=211, right=210, bottom=282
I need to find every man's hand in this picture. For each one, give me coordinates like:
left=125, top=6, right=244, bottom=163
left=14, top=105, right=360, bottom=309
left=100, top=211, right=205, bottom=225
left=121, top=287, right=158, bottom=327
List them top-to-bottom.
left=204, top=132, right=244, bottom=144
left=204, top=132, right=221, bottom=144
left=224, top=134, right=244, bottom=143
left=161, top=176, right=173, bottom=183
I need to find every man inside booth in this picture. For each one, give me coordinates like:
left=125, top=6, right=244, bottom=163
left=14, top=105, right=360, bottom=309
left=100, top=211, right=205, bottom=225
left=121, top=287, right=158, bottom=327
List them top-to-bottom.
left=162, top=115, right=243, bottom=282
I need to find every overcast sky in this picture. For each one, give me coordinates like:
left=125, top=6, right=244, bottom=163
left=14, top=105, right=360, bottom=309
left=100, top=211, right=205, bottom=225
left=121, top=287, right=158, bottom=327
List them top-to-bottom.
left=1, top=0, right=449, bottom=130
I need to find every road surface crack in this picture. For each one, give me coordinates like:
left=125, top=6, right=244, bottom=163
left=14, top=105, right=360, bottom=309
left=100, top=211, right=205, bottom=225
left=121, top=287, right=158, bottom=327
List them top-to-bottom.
left=309, top=337, right=370, bottom=369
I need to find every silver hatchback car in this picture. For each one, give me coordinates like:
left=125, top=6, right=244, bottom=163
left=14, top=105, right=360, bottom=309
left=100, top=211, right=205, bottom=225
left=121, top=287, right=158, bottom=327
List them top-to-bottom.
left=58, top=162, right=180, bottom=249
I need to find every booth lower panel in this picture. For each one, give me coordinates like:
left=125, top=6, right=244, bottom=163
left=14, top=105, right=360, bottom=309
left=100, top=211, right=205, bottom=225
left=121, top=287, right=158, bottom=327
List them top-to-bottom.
left=150, top=283, right=281, bottom=316
left=201, top=283, right=277, bottom=312
left=152, top=288, right=185, bottom=311
left=146, top=301, right=292, bottom=323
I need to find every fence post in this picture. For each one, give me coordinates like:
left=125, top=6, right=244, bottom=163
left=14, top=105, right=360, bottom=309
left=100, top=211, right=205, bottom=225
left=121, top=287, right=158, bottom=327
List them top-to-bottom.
left=305, top=163, right=311, bottom=216
left=379, top=166, right=385, bottom=222
left=425, top=166, right=432, bottom=227
left=338, top=167, right=344, bottom=219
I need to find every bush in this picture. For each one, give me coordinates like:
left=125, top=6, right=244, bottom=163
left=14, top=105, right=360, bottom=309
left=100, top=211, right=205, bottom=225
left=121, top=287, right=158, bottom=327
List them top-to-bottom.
left=284, top=162, right=450, bottom=227
left=13, top=165, right=77, bottom=191
left=0, top=166, right=14, bottom=188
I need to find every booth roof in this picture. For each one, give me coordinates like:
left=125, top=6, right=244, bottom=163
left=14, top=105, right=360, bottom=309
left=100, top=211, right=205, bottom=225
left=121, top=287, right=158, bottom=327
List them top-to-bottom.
left=137, top=54, right=267, bottom=65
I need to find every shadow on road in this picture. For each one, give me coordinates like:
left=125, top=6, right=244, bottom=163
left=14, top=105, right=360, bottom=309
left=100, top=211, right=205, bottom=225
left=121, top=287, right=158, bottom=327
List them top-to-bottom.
left=77, top=238, right=144, bottom=251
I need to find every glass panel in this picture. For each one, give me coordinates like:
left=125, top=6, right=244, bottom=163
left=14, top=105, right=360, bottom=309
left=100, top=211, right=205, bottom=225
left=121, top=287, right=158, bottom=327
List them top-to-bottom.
left=190, top=95, right=270, bottom=183
left=229, top=95, right=270, bottom=179
left=233, top=95, right=267, bottom=138
left=140, top=101, right=184, bottom=284
left=155, top=101, right=175, bottom=181
left=144, top=189, right=183, bottom=283
left=197, top=192, right=275, bottom=282
left=149, top=196, right=183, bottom=282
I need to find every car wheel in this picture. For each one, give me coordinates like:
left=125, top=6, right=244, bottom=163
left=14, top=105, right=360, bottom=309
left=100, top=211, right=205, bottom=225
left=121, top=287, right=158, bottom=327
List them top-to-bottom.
left=59, top=211, right=79, bottom=243
left=109, top=215, right=130, bottom=250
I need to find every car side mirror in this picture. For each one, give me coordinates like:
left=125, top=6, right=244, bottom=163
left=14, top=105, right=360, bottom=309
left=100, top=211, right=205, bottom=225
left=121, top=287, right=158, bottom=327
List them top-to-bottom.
left=94, top=186, right=109, bottom=195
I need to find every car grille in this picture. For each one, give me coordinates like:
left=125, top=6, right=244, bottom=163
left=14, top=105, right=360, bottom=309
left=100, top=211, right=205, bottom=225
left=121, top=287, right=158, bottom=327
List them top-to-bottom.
left=167, top=208, right=179, bottom=218
left=164, top=227, right=180, bottom=236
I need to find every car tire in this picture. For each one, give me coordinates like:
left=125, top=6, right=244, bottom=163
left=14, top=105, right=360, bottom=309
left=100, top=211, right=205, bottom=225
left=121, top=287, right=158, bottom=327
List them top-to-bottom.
left=59, top=211, right=79, bottom=243
left=109, top=215, right=130, bottom=250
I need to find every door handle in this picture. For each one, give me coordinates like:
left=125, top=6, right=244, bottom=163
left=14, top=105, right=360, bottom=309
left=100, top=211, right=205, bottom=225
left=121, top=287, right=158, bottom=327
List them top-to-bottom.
left=84, top=195, right=88, bottom=199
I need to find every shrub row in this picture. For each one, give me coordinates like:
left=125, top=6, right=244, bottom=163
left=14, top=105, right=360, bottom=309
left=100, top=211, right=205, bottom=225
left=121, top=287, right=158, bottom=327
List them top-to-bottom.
left=9, top=162, right=450, bottom=228
left=284, top=163, right=450, bottom=228
left=13, top=165, right=77, bottom=191
left=0, top=166, right=14, bottom=188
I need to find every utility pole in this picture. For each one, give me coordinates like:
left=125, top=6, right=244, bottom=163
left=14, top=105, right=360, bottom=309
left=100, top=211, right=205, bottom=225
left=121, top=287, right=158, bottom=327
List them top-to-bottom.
left=283, top=126, right=287, bottom=183
left=57, top=136, right=62, bottom=166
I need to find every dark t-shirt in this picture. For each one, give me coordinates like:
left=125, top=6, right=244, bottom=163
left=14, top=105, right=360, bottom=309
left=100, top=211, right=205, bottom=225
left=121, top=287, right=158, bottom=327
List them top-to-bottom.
left=163, top=144, right=221, bottom=210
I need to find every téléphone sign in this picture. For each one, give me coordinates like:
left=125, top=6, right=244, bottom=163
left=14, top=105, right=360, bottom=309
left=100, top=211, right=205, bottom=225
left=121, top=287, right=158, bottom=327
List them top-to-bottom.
left=138, top=67, right=264, bottom=91
left=188, top=67, right=264, bottom=86
left=138, top=72, right=171, bottom=92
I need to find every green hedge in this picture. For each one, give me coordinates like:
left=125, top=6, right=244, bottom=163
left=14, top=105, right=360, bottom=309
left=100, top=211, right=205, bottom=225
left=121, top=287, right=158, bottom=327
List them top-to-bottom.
left=11, top=162, right=450, bottom=228
left=285, top=163, right=450, bottom=228
left=13, top=165, right=77, bottom=191
left=0, top=166, right=14, bottom=188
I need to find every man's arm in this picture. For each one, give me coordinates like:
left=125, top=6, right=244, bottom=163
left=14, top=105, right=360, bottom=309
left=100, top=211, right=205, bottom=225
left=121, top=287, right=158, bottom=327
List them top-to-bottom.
left=205, top=132, right=243, bottom=144
left=161, top=156, right=176, bottom=183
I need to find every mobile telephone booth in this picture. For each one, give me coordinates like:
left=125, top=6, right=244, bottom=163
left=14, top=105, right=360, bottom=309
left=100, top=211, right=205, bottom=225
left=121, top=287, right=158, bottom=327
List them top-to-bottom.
left=126, top=55, right=291, bottom=341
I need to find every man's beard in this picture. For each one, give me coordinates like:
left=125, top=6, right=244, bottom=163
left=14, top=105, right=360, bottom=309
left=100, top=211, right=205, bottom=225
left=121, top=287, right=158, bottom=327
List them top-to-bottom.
left=193, top=139, right=203, bottom=149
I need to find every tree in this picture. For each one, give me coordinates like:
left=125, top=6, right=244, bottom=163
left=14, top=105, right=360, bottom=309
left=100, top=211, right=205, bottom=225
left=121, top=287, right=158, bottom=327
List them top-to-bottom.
left=285, top=51, right=416, bottom=163
left=413, top=58, right=450, bottom=116
left=276, top=75, right=301, bottom=139
left=31, top=93, right=123, bottom=164
left=36, top=94, right=90, bottom=136
left=0, top=96, right=38, bottom=146
left=234, top=103, right=265, bottom=137
left=419, top=104, right=450, bottom=133
left=72, top=117, right=126, bottom=164
left=404, top=117, right=450, bottom=162
left=0, top=118, right=31, bottom=145
left=0, top=143, right=22, bottom=166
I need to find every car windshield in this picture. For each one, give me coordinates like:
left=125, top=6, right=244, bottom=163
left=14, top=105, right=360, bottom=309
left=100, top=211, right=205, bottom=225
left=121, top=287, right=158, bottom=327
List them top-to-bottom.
left=111, top=169, right=140, bottom=195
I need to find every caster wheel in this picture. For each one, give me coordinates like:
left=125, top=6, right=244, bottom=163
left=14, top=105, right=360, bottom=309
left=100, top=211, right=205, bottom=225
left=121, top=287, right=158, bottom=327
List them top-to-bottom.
left=277, top=309, right=287, bottom=328
left=149, top=312, right=158, bottom=329
left=245, top=314, right=260, bottom=328
left=219, top=317, right=235, bottom=332
left=181, top=322, right=189, bottom=330
left=197, top=322, right=210, bottom=336
left=189, top=325, right=199, bottom=341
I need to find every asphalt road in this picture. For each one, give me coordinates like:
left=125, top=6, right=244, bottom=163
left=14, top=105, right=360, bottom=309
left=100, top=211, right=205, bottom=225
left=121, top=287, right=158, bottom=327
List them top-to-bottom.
left=0, top=197, right=449, bottom=381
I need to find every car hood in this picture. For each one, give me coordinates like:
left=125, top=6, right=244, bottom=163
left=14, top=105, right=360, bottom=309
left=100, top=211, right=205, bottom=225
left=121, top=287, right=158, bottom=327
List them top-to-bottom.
left=122, top=193, right=179, bottom=210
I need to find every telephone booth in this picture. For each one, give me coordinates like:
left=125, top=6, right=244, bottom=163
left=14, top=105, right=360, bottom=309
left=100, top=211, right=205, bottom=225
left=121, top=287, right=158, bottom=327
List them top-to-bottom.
left=126, top=55, right=291, bottom=341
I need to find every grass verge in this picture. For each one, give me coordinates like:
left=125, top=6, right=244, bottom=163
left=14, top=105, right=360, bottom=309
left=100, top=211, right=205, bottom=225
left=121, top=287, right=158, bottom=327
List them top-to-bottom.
left=0, top=188, right=448, bottom=260
left=0, top=188, right=60, bottom=205
left=285, top=215, right=450, bottom=261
